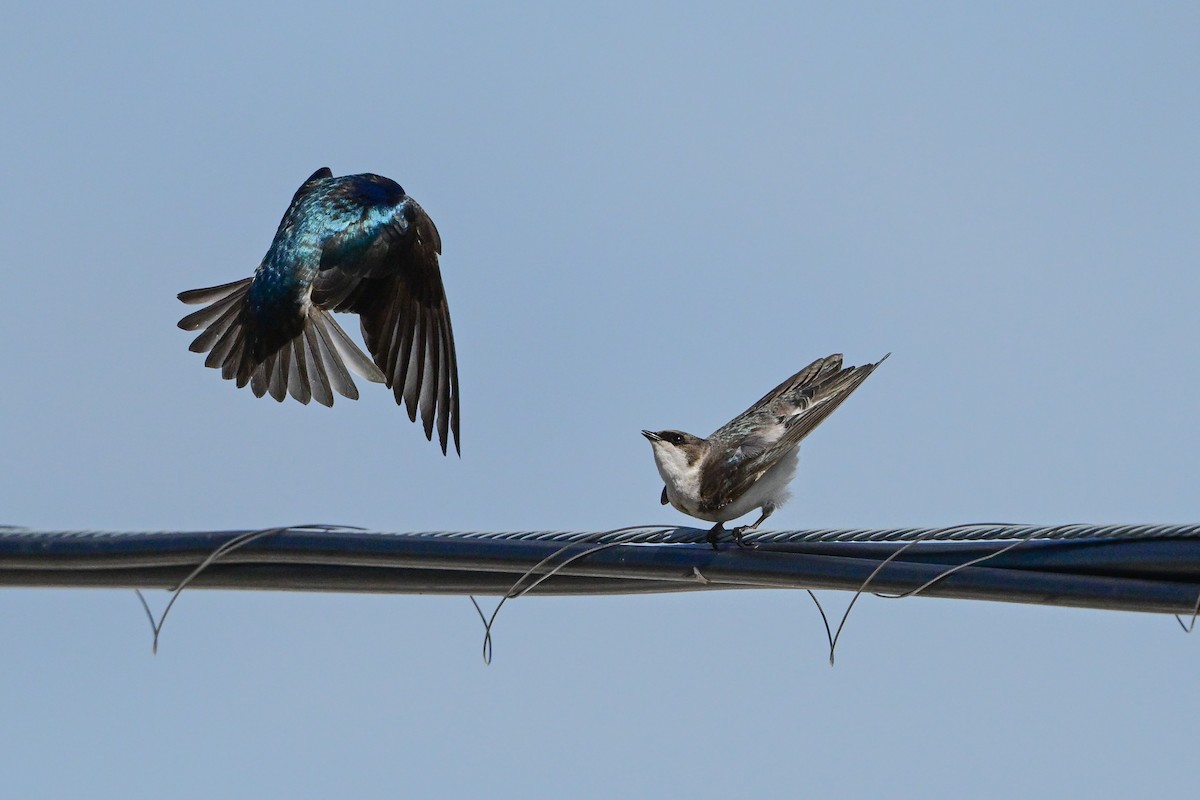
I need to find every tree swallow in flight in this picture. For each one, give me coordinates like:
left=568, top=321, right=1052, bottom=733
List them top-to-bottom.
left=177, top=168, right=460, bottom=454
left=642, top=353, right=887, bottom=548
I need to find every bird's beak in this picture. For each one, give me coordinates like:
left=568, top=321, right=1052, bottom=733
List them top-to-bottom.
left=641, top=430, right=662, bottom=442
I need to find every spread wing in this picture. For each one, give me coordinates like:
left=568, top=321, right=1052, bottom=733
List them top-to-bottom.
left=311, top=195, right=460, bottom=454
left=698, top=353, right=888, bottom=513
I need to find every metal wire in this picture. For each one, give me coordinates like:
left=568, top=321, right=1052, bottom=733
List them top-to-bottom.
left=7, top=521, right=1200, bottom=545
left=2, top=523, right=1200, bottom=615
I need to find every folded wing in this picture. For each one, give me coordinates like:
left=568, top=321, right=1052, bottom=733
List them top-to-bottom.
left=699, top=353, right=888, bottom=512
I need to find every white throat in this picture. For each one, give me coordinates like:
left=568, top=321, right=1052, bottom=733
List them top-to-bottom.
left=650, top=442, right=704, bottom=515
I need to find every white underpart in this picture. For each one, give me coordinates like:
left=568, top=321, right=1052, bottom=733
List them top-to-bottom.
left=650, top=442, right=703, bottom=515
left=651, top=442, right=801, bottom=524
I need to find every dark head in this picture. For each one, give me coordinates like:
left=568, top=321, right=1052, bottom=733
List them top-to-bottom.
left=345, top=173, right=406, bottom=207
left=641, top=429, right=708, bottom=472
left=641, top=429, right=692, bottom=447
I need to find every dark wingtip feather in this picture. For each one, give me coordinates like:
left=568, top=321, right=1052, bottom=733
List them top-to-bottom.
left=180, top=277, right=373, bottom=410
left=178, top=278, right=253, bottom=306
left=302, top=325, right=335, bottom=407
left=288, top=337, right=312, bottom=405
left=268, top=346, right=289, bottom=402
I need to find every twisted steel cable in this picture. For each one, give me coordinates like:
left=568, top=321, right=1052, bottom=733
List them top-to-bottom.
left=2, top=523, right=1199, bottom=614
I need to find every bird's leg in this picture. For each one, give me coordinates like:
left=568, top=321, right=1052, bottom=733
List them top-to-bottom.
left=732, top=505, right=774, bottom=548
left=706, top=522, right=725, bottom=551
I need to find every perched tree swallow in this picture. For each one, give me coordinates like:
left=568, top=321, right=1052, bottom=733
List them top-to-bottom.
left=178, top=168, right=460, bottom=454
left=642, top=353, right=887, bottom=548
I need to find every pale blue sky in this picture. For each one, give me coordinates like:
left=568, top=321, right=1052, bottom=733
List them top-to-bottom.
left=1, top=2, right=1198, bottom=797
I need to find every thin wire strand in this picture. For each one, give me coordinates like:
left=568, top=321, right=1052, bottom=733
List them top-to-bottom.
left=822, top=522, right=1105, bottom=664
left=824, top=522, right=1021, bottom=665
left=872, top=522, right=1093, bottom=603
left=134, top=524, right=360, bottom=654
left=469, top=525, right=674, bottom=664
left=872, top=538, right=1030, bottom=600
left=804, top=590, right=835, bottom=656
left=1174, top=590, right=1200, bottom=633
left=468, top=596, right=494, bottom=664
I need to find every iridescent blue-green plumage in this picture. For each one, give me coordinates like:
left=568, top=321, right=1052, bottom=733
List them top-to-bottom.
left=178, top=168, right=460, bottom=454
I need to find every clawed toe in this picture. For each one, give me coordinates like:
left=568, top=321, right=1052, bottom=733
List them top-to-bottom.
left=731, top=527, right=757, bottom=549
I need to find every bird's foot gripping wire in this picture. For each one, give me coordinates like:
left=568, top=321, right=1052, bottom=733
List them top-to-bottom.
left=706, top=523, right=724, bottom=551
left=730, top=526, right=758, bottom=549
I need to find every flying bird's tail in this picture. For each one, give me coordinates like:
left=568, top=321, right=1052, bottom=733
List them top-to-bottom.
left=177, top=279, right=385, bottom=407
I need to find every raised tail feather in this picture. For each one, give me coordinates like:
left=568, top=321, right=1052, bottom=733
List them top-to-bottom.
left=178, top=280, right=385, bottom=406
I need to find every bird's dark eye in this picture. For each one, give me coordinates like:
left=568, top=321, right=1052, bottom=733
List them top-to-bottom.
left=665, top=432, right=684, bottom=445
